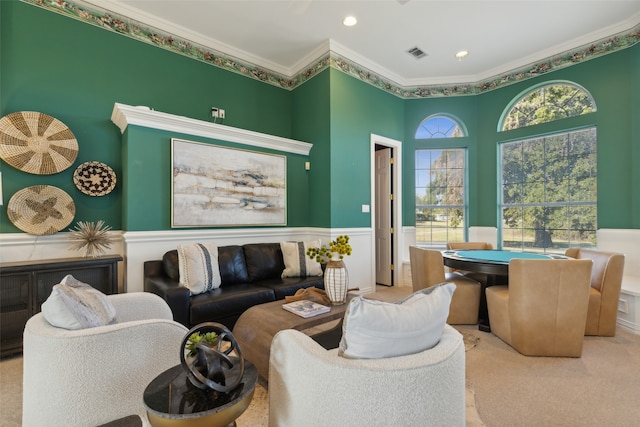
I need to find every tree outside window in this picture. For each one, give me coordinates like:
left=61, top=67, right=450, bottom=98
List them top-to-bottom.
left=501, top=82, right=596, bottom=131
left=500, top=127, right=597, bottom=252
left=415, top=149, right=466, bottom=247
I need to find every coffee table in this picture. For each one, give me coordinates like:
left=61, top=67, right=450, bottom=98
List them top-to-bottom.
left=232, top=297, right=352, bottom=380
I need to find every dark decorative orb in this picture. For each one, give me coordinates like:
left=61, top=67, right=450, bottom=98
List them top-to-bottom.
left=179, top=322, right=245, bottom=393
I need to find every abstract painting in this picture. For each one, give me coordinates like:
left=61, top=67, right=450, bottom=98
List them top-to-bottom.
left=171, top=138, right=286, bottom=227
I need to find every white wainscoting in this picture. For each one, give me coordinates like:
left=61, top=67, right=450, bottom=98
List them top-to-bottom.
left=0, top=227, right=375, bottom=295
left=122, top=227, right=375, bottom=294
left=124, top=228, right=375, bottom=293
left=597, top=228, right=640, bottom=334
left=0, top=231, right=126, bottom=292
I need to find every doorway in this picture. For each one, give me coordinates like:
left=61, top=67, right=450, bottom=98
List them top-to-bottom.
left=371, top=134, right=402, bottom=288
left=375, top=145, right=393, bottom=286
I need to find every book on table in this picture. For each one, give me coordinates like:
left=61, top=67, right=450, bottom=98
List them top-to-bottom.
left=282, top=299, right=330, bottom=318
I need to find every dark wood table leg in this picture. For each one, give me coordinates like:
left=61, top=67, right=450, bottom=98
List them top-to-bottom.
left=478, top=276, right=492, bottom=333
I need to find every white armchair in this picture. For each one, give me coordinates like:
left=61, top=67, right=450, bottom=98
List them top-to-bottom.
left=22, top=292, right=188, bottom=427
left=268, top=324, right=466, bottom=427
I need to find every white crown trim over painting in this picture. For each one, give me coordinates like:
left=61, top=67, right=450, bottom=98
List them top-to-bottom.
left=111, top=103, right=313, bottom=156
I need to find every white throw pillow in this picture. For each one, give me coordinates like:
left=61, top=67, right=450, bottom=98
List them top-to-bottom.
left=280, top=240, right=323, bottom=278
left=177, top=242, right=222, bottom=295
left=41, top=275, right=116, bottom=330
left=338, top=282, right=456, bottom=359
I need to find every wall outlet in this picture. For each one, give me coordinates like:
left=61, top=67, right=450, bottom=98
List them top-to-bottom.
left=211, top=107, right=225, bottom=119
left=618, top=298, right=629, bottom=314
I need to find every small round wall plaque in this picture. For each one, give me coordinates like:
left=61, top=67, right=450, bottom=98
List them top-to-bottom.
left=73, top=161, right=116, bottom=196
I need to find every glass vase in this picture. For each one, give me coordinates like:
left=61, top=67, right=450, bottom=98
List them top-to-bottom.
left=324, top=259, right=349, bottom=305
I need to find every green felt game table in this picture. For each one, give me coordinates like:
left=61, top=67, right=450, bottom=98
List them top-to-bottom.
left=442, top=249, right=567, bottom=276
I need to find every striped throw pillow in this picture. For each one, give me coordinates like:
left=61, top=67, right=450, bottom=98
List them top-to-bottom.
left=280, top=240, right=323, bottom=278
left=177, top=242, right=222, bottom=295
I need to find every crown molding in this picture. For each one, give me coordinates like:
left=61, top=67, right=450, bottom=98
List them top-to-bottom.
left=83, top=0, right=293, bottom=77
left=111, top=103, right=313, bottom=156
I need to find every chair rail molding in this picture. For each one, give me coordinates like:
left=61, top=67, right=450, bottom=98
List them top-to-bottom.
left=110, top=103, right=313, bottom=155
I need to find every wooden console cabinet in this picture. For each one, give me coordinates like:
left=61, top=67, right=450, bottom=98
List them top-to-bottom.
left=0, top=255, right=123, bottom=357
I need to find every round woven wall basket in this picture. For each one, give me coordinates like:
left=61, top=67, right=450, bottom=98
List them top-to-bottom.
left=0, top=111, right=78, bottom=175
left=73, top=161, right=117, bottom=196
left=7, top=185, right=76, bottom=235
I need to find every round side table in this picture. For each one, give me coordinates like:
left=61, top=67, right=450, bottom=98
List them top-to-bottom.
left=143, top=360, right=257, bottom=427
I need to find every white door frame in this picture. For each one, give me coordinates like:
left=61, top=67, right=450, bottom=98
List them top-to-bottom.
left=370, top=134, right=403, bottom=288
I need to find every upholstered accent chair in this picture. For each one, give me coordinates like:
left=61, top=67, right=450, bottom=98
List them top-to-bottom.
left=410, top=246, right=481, bottom=324
left=565, top=248, right=625, bottom=336
left=486, top=258, right=593, bottom=357
left=22, top=292, right=188, bottom=427
left=268, top=325, right=466, bottom=427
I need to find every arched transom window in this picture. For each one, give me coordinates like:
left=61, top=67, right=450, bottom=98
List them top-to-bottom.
left=499, top=81, right=596, bottom=131
left=416, top=114, right=466, bottom=139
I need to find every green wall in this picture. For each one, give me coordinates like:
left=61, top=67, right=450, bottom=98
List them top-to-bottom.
left=1, top=0, right=638, bottom=235
left=1, top=0, right=294, bottom=232
left=405, top=44, right=639, bottom=229
left=329, top=69, right=404, bottom=228
left=291, top=71, right=331, bottom=228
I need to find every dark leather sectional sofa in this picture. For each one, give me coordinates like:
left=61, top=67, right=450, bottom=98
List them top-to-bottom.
left=144, top=242, right=324, bottom=329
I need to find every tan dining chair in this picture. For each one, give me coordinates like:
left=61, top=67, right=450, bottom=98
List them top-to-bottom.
left=446, top=241, right=494, bottom=282
left=446, top=242, right=494, bottom=251
left=409, top=246, right=481, bottom=325
left=565, top=248, right=625, bottom=336
left=486, top=258, right=593, bottom=357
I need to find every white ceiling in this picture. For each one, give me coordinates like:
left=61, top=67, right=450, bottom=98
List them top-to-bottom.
left=88, top=0, right=640, bottom=86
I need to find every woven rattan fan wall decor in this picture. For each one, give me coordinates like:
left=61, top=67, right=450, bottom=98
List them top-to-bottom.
left=0, top=111, right=78, bottom=175
left=7, top=185, right=76, bottom=235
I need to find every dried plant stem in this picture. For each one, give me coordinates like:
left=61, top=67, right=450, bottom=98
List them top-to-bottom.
left=68, top=220, right=113, bottom=258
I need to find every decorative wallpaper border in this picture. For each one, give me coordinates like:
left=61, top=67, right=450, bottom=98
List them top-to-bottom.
left=23, top=0, right=640, bottom=98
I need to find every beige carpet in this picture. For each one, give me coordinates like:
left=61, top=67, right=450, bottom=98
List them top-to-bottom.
left=461, top=324, right=640, bottom=427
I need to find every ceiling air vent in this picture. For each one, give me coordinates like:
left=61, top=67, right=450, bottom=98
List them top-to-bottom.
left=407, top=46, right=427, bottom=59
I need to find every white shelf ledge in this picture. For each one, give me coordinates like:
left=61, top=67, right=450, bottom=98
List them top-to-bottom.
left=110, top=103, right=313, bottom=155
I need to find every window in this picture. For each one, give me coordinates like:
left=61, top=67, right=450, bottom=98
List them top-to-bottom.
left=500, top=81, right=596, bottom=131
left=416, top=115, right=466, bottom=139
left=500, top=127, right=597, bottom=252
left=415, top=149, right=466, bottom=247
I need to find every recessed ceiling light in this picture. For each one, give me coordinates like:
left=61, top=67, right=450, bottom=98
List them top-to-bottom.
left=343, top=16, right=357, bottom=27
left=455, top=50, right=469, bottom=60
